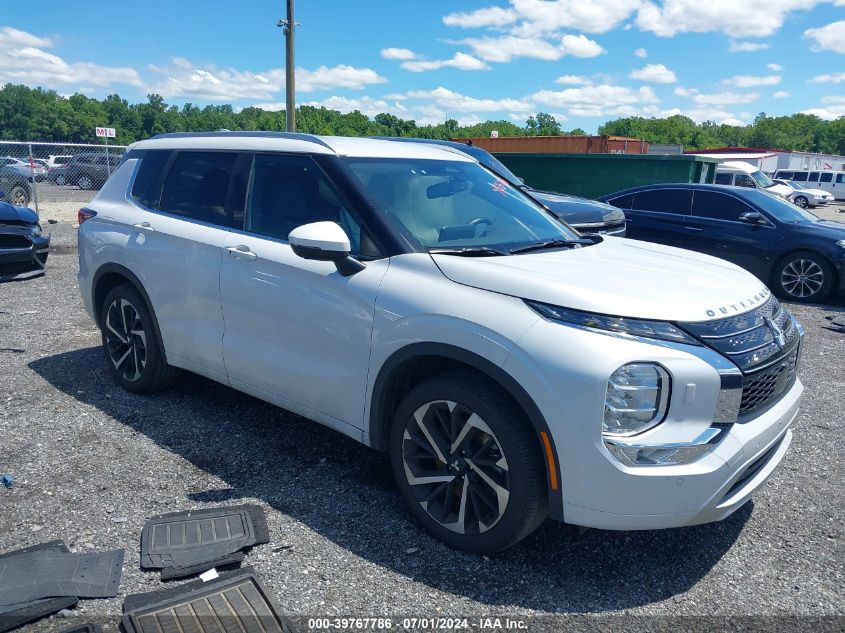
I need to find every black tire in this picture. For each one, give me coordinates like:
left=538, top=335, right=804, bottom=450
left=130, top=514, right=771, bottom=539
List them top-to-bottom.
left=77, top=174, right=94, bottom=190
left=54, top=175, right=66, bottom=186
left=7, top=184, right=30, bottom=206
left=793, top=195, right=809, bottom=209
left=772, top=251, right=835, bottom=302
left=99, top=284, right=180, bottom=393
left=389, top=370, right=548, bottom=553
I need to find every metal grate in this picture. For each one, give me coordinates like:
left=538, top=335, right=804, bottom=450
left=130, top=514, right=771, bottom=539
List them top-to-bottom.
left=0, top=234, right=31, bottom=249
left=739, top=348, right=800, bottom=416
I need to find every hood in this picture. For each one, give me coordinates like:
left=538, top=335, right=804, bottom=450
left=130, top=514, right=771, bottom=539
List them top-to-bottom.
left=765, top=183, right=793, bottom=198
left=528, top=189, right=625, bottom=225
left=0, top=200, right=37, bottom=224
left=799, top=219, right=845, bottom=238
left=431, top=237, right=768, bottom=323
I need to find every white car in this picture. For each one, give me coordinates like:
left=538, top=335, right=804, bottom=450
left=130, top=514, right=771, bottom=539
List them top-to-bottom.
left=77, top=133, right=804, bottom=552
left=773, top=179, right=834, bottom=208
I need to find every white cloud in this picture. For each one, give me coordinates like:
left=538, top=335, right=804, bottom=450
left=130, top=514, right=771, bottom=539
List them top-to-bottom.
left=506, top=0, right=643, bottom=36
left=637, top=1, right=830, bottom=39
left=443, top=6, right=518, bottom=28
left=805, top=20, right=845, bottom=53
left=0, top=26, right=143, bottom=90
left=461, top=33, right=603, bottom=62
left=560, top=34, right=606, bottom=57
left=729, top=41, right=769, bottom=52
left=634, top=47, right=648, bottom=58
left=380, top=48, right=417, bottom=60
left=400, top=52, right=490, bottom=72
left=148, top=59, right=387, bottom=101
left=629, top=63, right=678, bottom=83
left=767, top=63, right=783, bottom=71
left=809, top=72, right=845, bottom=83
left=555, top=74, right=592, bottom=84
left=722, top=74, right=782, bottom=87
left=532, top=84, right=659, bottom=117
left=403, top=86, right=534, bottom=113
left=675, top=86, right=760, bottom=104
left=773, top=90, right=791, bottom=98
left=304, top=95, right=399, bottom=117
left=803, top=95, right=845, bottom=119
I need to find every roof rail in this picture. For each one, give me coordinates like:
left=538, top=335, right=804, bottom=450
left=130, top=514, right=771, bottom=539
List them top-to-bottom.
left=149, top=131, right=333, bottom=151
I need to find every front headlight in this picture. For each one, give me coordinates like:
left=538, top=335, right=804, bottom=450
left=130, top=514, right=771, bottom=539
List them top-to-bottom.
left=29, top=224, right=42, bottom=237
left=837, top=240, right=845, bottom=249
left=526, top=301, right=700, bottom=345
left=603, top=363, right=670, bottom=437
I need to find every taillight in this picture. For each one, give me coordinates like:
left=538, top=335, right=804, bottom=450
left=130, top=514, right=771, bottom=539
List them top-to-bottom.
left=78, top=208, right=97, bottom=224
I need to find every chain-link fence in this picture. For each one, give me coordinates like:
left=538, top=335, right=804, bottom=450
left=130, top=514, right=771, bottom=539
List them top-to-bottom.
left=0, top=140, right=127, bottom=222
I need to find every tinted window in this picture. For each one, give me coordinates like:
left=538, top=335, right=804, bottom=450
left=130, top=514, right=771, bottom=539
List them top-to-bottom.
left=131, top=150, right=173, bottom=209
left=159, top=151, right=238, bottom=226
left=247, top=154, right=361, bottom=253
left=777, top=171, right=793, bottom=180
left=792, top=171, right=808, bottom=182
left=808, top=172, right=820, bottom=182
left=819, top=172, right=832, bottom=183
left=714, top=173, right=732, bottom=185
left=734, top=174, right=756, bottom=188
left=837, top=174, right=844, bottom=184
left=632, top=189, right=692, bottom=215
left=692, top=191, right=753, bottom=221
left=605, top=193, right=635, bottom=210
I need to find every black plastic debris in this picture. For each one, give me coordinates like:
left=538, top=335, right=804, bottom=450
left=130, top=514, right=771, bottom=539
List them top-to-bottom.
left=826, top=315, right=845, bottom=333
left=1, top=474, right=12, bottom=488
left=140, top=504, right=269, bottom=580
left=0, top=542, right=79, bottom=633
left=122, top=568, right=295, bottom=633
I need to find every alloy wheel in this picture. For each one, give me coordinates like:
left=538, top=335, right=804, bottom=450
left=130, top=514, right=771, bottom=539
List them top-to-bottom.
left=55, top=175, right=66, bottom=186
left=78, top=175, right=93, bottom=190
left=9, top=186, right=28, bottom=206
left=794, top=196, right=808, bottom=208
left=780, top=258, right=824, bottom=299
left=104, top=298, right=147, bottom=381
left=401, top=400, right=510, bottom=534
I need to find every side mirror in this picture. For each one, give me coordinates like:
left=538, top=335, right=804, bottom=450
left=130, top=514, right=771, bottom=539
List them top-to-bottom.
left=739, top=211, right=766, bottom=225
left=288, top=221, right=365, bottom=276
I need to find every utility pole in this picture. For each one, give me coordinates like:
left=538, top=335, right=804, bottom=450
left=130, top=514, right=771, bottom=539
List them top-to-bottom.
left=278, top=0, right=297, bottom=132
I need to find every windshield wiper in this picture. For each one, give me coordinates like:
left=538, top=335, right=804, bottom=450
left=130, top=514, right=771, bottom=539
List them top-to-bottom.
left=510, top=238, right=593, bottom=254
left=429, top=246, right=509, bottom=257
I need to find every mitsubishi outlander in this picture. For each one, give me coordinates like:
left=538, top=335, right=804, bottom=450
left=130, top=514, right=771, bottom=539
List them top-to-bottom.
left=78, top=133, right=804, bottom=552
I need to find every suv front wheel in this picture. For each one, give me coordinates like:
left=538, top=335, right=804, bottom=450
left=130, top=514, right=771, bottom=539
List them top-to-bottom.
left=100, top=284, right=180, bottom=393
left=390, top=370, right=548, bottom=553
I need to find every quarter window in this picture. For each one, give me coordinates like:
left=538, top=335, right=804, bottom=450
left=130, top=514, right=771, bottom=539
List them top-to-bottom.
left=130, top=150, right=172, bottom=209
left=159, top=151, right=239, bottom=227
left=247, top=154, right=361, bottom=253
left=837, top=174, right=844, bottom=184
left=631, top=189, right=692, bottom=215
left=692, top=191, right=753, bottom=221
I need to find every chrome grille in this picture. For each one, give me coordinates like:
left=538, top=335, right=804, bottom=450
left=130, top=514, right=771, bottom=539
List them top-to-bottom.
left=576, top=221, right=626, bottom=236
left=679, top=295, right=803, bottom=419
left=680, top=296, right=797, bottom=372
left=739, top=348, right=799, bottom=416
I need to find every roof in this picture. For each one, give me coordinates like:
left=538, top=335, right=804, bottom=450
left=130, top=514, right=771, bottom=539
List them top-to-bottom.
left=135, top=132, right=474, bottom=161
left=685, top=146, right=790, bottom=154
left=689, top=152, right=776, bottom=161
left=597, top=182, right=759, bottom=199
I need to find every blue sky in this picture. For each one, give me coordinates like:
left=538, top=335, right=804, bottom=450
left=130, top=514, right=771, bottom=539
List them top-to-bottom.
left=2, top=1, right=844, bottom=132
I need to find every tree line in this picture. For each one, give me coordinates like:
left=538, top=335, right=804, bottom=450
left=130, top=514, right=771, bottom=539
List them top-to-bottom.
left=1, top=83, right=843, bottom=155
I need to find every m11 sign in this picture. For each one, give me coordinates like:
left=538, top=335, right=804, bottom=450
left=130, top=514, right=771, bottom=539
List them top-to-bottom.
left=95, top=127, right=116, bottom=138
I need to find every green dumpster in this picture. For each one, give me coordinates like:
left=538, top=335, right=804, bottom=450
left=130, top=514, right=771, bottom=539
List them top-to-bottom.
left=492, top=153, right=719, bottom=199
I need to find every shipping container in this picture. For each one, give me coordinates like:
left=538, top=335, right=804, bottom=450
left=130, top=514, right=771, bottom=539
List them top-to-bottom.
left=450, top=135, right=649, bottom=155
left=492, top=153, right=719, bottom=199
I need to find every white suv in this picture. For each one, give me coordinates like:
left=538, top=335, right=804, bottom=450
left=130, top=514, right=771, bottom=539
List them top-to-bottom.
left=78, top=133, right=804, bottom=552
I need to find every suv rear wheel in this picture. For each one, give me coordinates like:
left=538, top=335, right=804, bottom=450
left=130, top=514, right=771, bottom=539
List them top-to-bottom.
left=77, top=174, right=94, bottom=190
left=7, top=184, right=30, bottom=206
left=100, top=284, right=180, bottom=393
left=390, top=370, right=548, bottom=553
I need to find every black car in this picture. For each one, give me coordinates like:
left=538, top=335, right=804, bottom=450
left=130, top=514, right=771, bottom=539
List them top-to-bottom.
left=378, top=137, right=626, bottom=236
left=599, top=183, right=845, bottom=302
left=0, top=194, right=50, bottom=282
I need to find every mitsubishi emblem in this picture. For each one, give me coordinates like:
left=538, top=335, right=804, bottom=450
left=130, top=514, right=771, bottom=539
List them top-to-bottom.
left=766, top=316, right=786, bottom=348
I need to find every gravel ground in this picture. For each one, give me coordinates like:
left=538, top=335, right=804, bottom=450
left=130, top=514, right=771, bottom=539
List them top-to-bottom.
left=0, top=223, right=843, bottom=632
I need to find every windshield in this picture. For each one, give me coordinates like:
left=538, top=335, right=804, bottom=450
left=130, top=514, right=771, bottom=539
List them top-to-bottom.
left=463, top=147, right=524, bottom=185
left=344, top=158, right=580, bottom=251
left=750, top=170, right=777, bottom=189
left=789, top=181, right=806, bottom=190
left=743, top=189, right=820, bottom=222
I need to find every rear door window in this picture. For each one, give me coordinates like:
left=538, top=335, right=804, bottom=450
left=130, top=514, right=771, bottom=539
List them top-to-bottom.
left=159, top=151, right=239, bottom=227
left=808, top=172, right=820, bottom=183
left=819, top=172, right=833, bottom=183
left=837, top=174, right=844, bottom=184
left=631, top=189, right=692, bottom=215
left=692, top=191, right=754, bottom=221
left=604, top=193, right=634, bottom=210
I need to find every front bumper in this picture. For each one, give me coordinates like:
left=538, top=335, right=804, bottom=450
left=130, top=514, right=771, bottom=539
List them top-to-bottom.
left=0, top=232, right=50, bottom=281
left=563, top=378, right=801, bottom=530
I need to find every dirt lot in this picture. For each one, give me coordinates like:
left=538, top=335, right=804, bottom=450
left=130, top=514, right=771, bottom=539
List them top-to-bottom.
left=0, top=222, right=843, bottom=632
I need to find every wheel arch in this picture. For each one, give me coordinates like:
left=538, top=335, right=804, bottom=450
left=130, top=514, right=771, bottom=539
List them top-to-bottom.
left=92, top=263, right=169, bottom=360
left=368, top=342, right=563, bottom=520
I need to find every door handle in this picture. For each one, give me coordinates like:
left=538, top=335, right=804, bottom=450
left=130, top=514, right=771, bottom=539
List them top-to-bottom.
left=132, top=222, right=155, bottom=233
left=684, top=226, right=703, bottom=232
left=226, top=245, right=257, bottom=261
